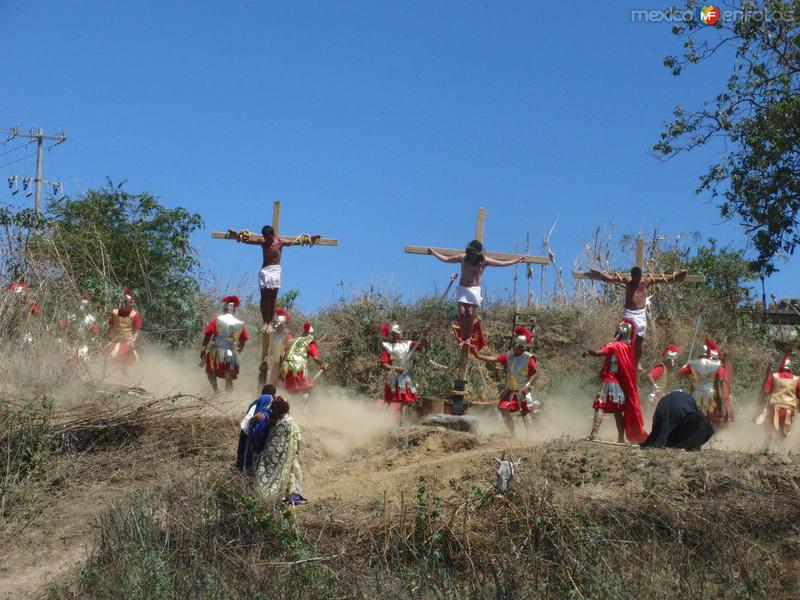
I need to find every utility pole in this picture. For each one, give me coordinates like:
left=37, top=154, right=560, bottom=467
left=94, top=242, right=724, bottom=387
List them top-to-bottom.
left=4, top=125, right=67, bottom=213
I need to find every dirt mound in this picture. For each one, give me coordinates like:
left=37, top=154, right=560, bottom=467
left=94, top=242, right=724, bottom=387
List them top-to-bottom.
left=384, top=426, right=484, bottom=454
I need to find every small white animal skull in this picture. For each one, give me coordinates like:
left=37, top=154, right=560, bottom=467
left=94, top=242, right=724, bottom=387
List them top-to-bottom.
left=494, top=456, right=522, bottom=493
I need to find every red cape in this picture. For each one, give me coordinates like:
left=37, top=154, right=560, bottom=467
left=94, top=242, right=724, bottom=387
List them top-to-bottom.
left=607, top=339, right=647, bottom=443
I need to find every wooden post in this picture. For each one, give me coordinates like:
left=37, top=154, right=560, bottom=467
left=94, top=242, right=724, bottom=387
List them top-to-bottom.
left=272, top=200, right=281, bottom=236
left=475, top=207, right=486, bottom=244
left=635, top=236, right=645, bottom=270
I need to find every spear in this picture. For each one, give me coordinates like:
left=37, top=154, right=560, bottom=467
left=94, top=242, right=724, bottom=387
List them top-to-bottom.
left=686, top=307, right=705, bottom=360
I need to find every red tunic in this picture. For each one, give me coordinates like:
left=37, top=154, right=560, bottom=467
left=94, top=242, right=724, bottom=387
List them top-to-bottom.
left=282, top=340, right=320, bottom=392
left=495, top=353, right=537, bottom=414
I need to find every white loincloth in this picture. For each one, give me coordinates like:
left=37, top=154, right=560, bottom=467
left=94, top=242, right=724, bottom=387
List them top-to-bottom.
left=259, top=265, right=282, bottom=289
left=456, top=285, right=482, bottom=307
left=623, top=307, right=647, bottom=338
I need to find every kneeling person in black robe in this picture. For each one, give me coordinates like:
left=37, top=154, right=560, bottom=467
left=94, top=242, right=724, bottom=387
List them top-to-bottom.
left=641, top=390, right=714, bottom=451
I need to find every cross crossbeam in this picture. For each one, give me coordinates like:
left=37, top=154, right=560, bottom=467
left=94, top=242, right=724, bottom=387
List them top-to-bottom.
left=211, top=200, right=339, bottom=246
left=404, top=207, right=549, bottom=264
left=573, top=236, right=705, bottom=283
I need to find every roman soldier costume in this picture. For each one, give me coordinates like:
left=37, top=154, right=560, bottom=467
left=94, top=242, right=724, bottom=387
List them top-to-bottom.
left=106, top=288, right=142, bottom=366
left=201, top=295, right=249, bottom=392
left=589, top=319, right=647, bottom=444
left=280, top=322, right=326, bottom=393
left=380, top=323, right=419, bottom=406
left=475, top=326, right=538, bottom=436
left=496, top=327, right=537, bottom=416
left=679, top=338, right=733, bottom=423
left=647, top=344, right=682, bottom=402
left=756, top=353, right=799, bottom=438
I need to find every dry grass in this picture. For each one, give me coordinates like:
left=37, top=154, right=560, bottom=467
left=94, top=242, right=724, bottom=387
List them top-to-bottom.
left=43, top=436, right=800, bottom=600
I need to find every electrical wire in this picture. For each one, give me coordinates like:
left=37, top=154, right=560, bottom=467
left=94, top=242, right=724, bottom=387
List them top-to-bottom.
left=0, top=140, right=33, bottom=158
left=0, top=151, right=36, bottom=170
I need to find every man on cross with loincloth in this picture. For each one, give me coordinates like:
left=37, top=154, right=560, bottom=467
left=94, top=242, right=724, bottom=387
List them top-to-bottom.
left=237, top=226, right=320, bottom=333
left=428, top=240, right=523, bottom=349
left=586, top=266, right=687, bottom=365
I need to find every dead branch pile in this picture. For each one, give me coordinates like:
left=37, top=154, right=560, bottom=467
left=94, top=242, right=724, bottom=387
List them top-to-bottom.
left=53, top=391, right=203, bottom=452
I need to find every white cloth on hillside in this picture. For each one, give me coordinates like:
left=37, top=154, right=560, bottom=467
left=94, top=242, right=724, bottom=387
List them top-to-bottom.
left=259, top=265, right=282, bottom=289
left=456, top=285, right=482, bottom=307
left=623, top=307, right=647, bottom=338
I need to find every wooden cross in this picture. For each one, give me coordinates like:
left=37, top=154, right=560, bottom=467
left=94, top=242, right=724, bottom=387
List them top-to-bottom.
left=211, top=199, right=338, bottom=379
left=211, top=200, right=338, bottom=247
left=405, top=207, right=550, bottom=403
left=405, top=207, right=550, bottom=265
left=573, top=236, right=706, bottom=283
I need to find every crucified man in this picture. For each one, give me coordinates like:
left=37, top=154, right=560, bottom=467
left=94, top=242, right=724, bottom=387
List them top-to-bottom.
left=238, top=225, right=320, bottom=333
left=428, top=240, right=523, bottom=347
left=586, top=266, right=687, bottom=365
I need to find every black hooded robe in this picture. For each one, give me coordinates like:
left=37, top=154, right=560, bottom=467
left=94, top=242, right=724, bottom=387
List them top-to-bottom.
left=641, top=390, right=715, bottom=450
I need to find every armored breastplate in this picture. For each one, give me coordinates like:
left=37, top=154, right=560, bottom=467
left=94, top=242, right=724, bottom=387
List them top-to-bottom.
left=111, top=310, right=137, bottom=342
left=215, top=313, right=245, bottom=347
left=283, top=335, right=313, bottom=375
left=382, top=340, right=414, bottom=371
left=506, top=351, right=532, bottom=390
left=690, top=358, right=720, bottom=393
left=770, top=374, right=799, bottom=408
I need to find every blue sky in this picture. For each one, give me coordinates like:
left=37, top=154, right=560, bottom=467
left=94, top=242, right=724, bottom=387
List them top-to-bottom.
left=2, top=1, right=791, bottom=311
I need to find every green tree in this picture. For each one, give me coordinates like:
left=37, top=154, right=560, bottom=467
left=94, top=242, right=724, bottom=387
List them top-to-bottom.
left=655, top=1, right=800, bottom=274
left=41, top=181, right=204, bottom=346
left=685, top=239, right=758, bottom=313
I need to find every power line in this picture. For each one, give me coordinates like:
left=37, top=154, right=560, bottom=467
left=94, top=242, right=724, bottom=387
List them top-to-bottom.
left=4, top=125, right=68, bottom=213
left=0, top=140, right=34, bottom=158
left=0, top=151, right=37, bottom=170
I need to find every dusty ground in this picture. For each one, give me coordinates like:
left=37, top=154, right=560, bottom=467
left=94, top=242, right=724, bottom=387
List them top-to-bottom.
left=2, top=374, right=798, bottom=599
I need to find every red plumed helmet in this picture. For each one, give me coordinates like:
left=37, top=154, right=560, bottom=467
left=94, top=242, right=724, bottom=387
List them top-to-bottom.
left=8, top=282, right=28, bottom=294
left=123, top=287, right=135, bottom=303
left=221, top=295, right=240, bottom=308
left=275, top=308, right=290, bottom=323
left=303, top=322, right=313, bottom=334
left=380, top=323, right=389, bottom=337
left=513, top=326, right=533, bottom=345
left=704, top=338, right=719, bottom=353
left=662, top=344, right=682, bottom=356
left=781, top=352, right=793, bottom=371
